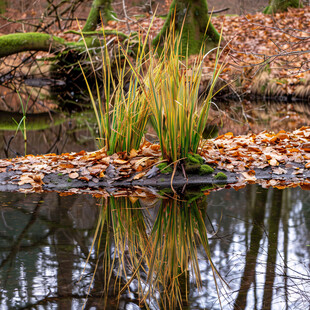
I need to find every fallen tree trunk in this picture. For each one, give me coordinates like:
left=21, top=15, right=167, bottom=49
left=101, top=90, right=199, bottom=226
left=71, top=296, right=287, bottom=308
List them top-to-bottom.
left=0, top=0, right=119, bottom=60
left=0, top=30, right=131, bottom=59
left=0, top=33, right=66, bottom=58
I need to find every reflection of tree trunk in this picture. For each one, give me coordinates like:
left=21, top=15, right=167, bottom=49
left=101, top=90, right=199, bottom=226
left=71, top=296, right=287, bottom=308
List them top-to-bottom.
left=0, top=0, right=7, bottom=13
left=233, top=187, right=268, bottom=310
left=262, top=189, right=283, bottom=310
left=282, top=189, right=290, bottom=309
left=0, top=200, right=42, bottom=269
left=54, top=203, right=75, bottom=309
left=55, top=229, right=74, bottom=309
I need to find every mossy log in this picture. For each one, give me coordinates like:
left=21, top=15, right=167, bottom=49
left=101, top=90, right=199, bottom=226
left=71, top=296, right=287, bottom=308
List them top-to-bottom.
left=153, top=0, right=221, bottom=55
left=263, top=0, right=303, bottom=14
left=0, top=32, right=110, bottom=59
left=0, top=33, right=67, bottom=58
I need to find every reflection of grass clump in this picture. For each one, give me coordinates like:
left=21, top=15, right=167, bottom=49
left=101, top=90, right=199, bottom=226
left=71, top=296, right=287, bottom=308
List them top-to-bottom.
left=157, top=162, right=173, bottom=174
left=199, top=164, right=214, bottom=175
left=214, top=172, right=227, bottom=180
left=158, top=188, right=173, bottom=195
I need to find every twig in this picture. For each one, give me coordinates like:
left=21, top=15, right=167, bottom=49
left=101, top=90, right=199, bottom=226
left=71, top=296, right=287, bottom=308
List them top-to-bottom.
left=122, top=0, right=131, bottom=33
left=209, top=7, right=230, bottom=14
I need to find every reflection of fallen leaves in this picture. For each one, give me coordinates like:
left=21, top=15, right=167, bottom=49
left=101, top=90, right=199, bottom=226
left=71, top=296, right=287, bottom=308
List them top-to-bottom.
left=300, top=183, right=310, bottom=190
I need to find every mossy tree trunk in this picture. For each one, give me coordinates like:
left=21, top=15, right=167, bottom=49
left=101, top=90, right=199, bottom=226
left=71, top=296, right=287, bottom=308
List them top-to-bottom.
left=0, top=0, right=7, bottom=14
left=0, top=0, right=116, bottom=59
left=83, top=0, right=116, bottom=31
left=153, top=0, right=221, bottom=55
left=263, top=0, right=303, bottom=14
left=0, top=33, right=66, bottom=58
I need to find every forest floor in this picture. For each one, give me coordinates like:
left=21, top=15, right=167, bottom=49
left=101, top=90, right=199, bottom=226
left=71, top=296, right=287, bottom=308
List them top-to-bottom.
left=0, top=6, right=309, bottom=101
left=97, top=6, right=310, bottom=100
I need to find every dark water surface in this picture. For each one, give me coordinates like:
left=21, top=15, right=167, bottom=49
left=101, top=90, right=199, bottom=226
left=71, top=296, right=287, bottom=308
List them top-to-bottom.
left=0, top=186, right=310, bottom=309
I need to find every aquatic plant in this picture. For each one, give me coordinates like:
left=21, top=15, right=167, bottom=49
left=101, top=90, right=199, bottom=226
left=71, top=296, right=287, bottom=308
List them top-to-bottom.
left=80, top=15, right=224, bottom=163
left=79, top=25, right=151, bottom=155
left=144, top=25, right=223, bottom=165
left=12, top=90, right=31, bottom=155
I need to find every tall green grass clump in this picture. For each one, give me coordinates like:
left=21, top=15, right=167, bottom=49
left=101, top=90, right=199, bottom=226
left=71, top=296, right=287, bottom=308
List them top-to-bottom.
left=79, top=28, right=151, bottom=155
left=145, top=29, right=223, bottom=163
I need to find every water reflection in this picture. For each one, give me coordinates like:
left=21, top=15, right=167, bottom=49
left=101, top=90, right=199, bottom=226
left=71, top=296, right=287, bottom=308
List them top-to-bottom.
left=0, top=110, right=96, bottom=158
left=0, top=186, right=309, bottom=309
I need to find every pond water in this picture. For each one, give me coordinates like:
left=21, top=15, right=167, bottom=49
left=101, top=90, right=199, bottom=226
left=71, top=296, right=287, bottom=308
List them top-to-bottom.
left=1, top=86, right=310, bottom=309
left=1, top=185, right=310, bottom=309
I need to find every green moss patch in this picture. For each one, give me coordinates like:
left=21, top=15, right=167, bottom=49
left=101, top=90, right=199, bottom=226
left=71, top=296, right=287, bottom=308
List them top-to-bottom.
left=188, top=153, right=204, bottom=164
left=184, top=154, right=205, bottom=173
left=157, top=162, right=173, bottom=174
left=199, top=164, right=214, bottom=175
left=214, top=172, right=227, bottom=180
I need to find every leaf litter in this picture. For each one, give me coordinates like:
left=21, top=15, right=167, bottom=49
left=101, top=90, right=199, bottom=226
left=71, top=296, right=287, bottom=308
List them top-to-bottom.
left=101, top=7, right=310, bottom=98
left=0, top=127, right=310, bottom=194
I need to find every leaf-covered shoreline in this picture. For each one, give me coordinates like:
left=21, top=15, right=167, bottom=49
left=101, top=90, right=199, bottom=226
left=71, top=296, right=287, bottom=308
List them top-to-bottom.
left=1, top=127, right=310, bottom=194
